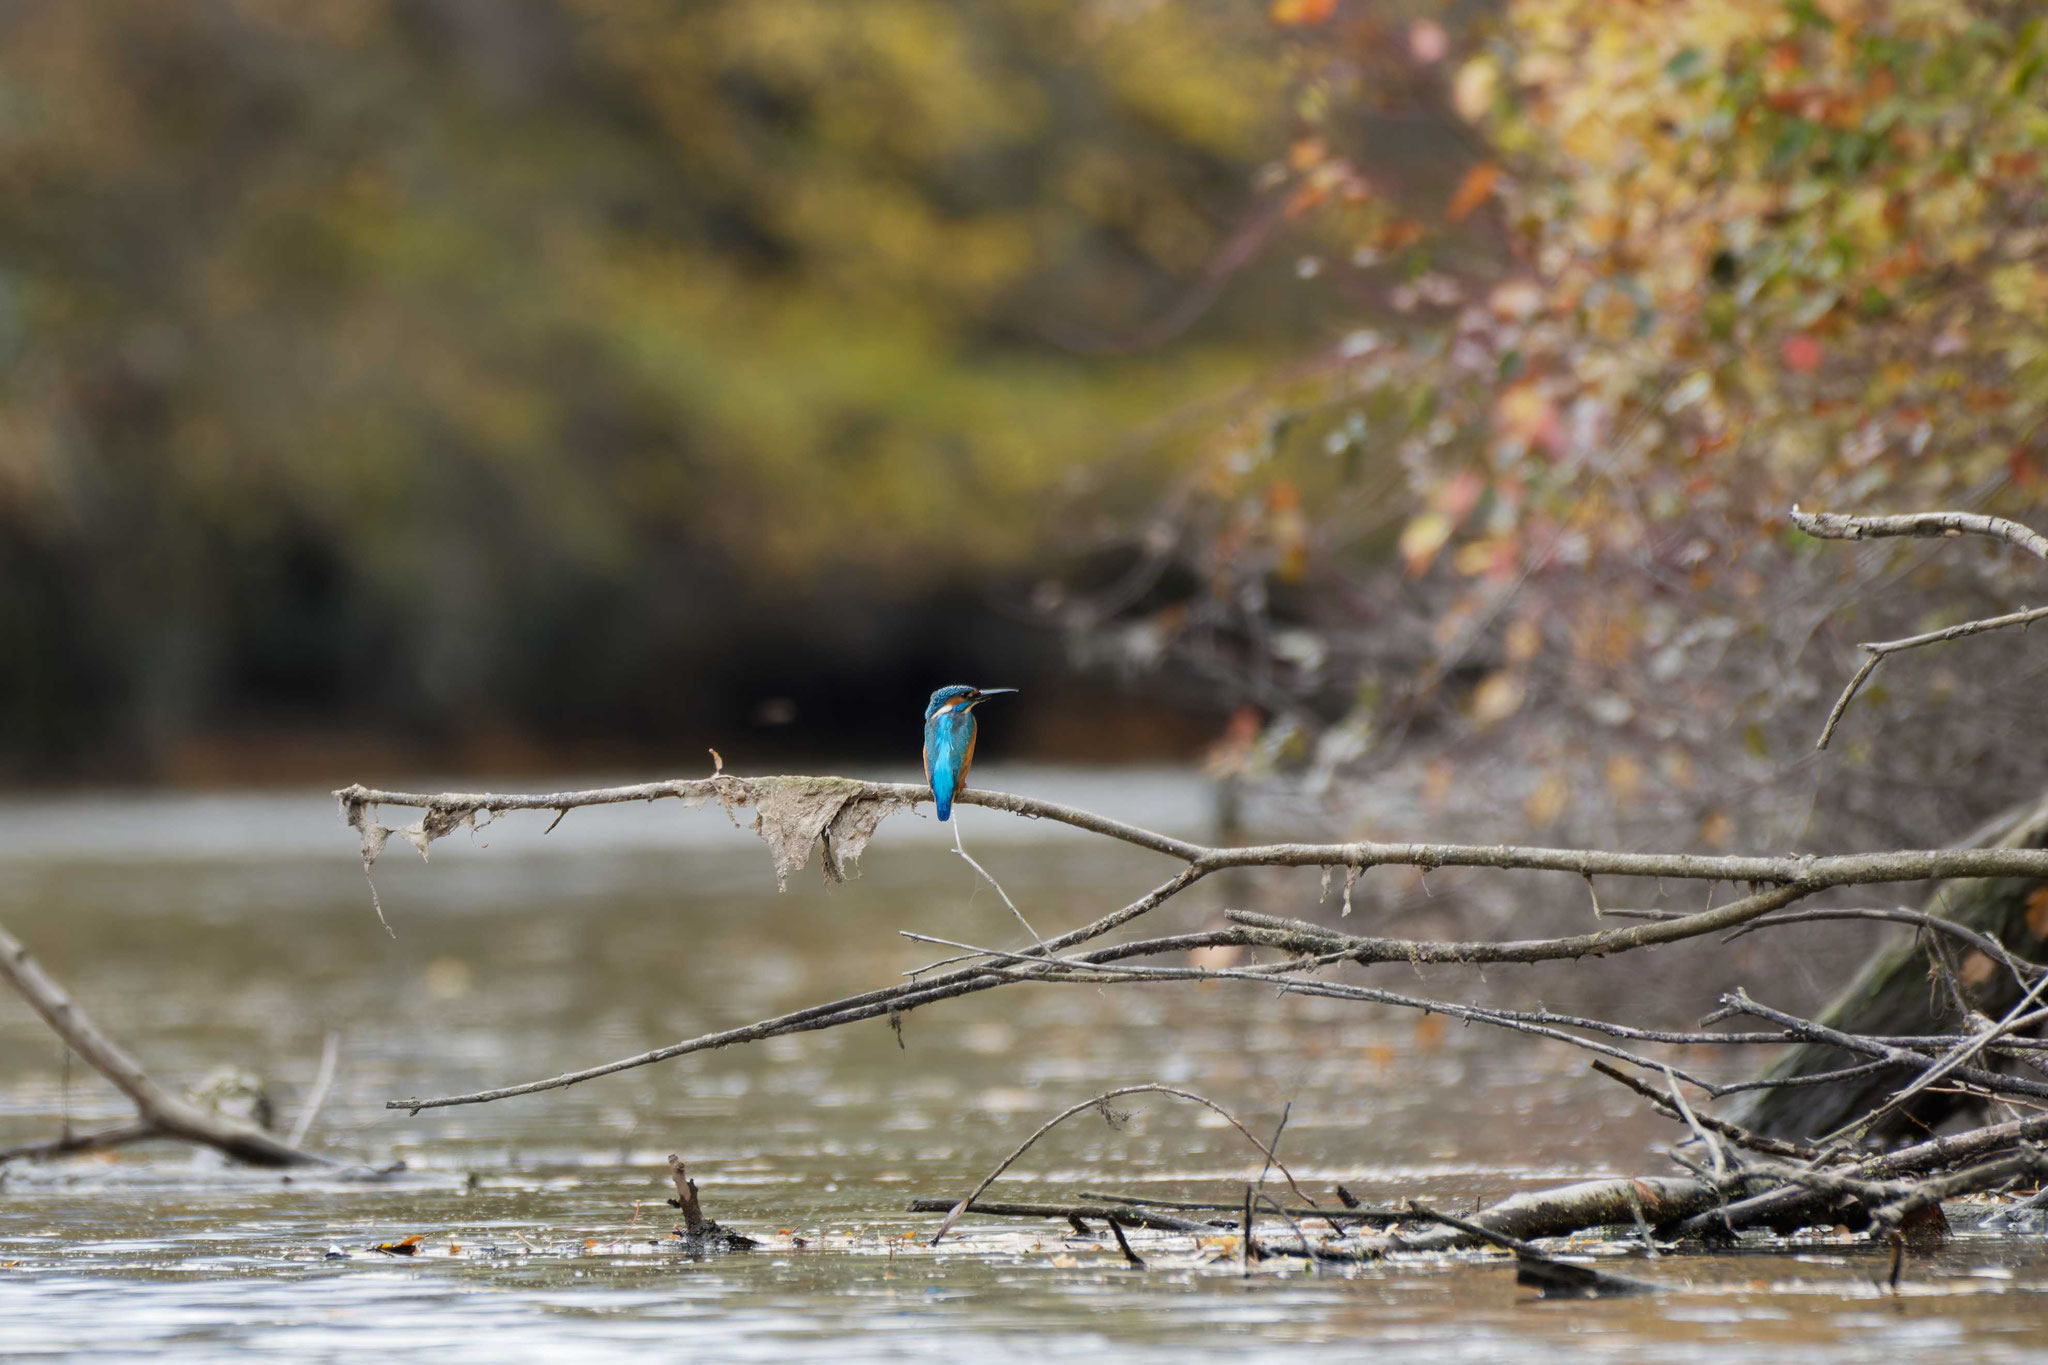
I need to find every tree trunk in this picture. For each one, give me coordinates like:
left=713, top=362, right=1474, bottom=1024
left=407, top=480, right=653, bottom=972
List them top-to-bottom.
left=1729, top=793, right=2048, bottom=1142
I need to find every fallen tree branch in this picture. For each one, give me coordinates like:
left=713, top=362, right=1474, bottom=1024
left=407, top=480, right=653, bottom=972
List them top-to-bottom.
left=352, top=772, right=2048, bottom=1114
left=387, top=892, right=2048, bottom=1114
left=0, top=920, right=326, bottom=1168
left=1676, top=1101, right=2048, bottom=1238
left=0, top=1119, right=161, bottom=1165
left=1358, top=1177, right=1723, bottom=1254
left=1076, top=1190, right=1402, bottom=1222
left=904, top=1198, right=1217, bottom=1234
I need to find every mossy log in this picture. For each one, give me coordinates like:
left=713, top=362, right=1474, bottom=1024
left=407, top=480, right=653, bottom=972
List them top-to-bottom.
left=1729, top=795, right=2048, bottom=1142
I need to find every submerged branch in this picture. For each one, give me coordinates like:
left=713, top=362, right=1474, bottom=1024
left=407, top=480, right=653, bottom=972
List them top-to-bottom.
left=0, top=919, right=327, bottom=1168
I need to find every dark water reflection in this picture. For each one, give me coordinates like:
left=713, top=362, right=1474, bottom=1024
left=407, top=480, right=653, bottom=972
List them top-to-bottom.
left=1, top=770, right=2046, bottom=1360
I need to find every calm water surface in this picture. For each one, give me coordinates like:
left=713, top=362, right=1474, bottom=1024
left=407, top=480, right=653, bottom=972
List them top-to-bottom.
left=1, top=768, right=2045, bottom=1360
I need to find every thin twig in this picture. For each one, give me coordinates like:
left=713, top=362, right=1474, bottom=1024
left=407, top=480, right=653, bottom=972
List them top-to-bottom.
left=1792, top=506, right=2048, bottom=747
left=1814, top=607, right=2048, bottom=749
left=952, top=815, right=1047, bottom=949
left=1723, top=906, right=2041, bottom=985
left=1826, top=979, right=2048, bottom=1144
left=1719, top=990, right=2048, bottom=1105
left=286, top=1031, right=341, bottom=1148
left=1588, top=1062, right=1818, bottom=1159
left=925, top=1086, right=1316, bottom=1245
left=1076, top=1190, right=1402, bottom=1221
left=903, top=1198, right=1215, bottom=1234
left=1404, top=1203, right=1542, bottom=1256
left=1106, top=1215, right=1146, bottom=1268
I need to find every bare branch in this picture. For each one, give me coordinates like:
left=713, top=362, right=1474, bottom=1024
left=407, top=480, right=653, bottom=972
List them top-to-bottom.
left=1791, top=507, right=2048, bottom=562
left=1792, top=507, right=2048, bottom=746
left=1815, top=605, right=2048, bottom=748
left=338, top=777, right=2048, bottom=891
left=1723, top=906, right=2042, bottom=986
left=0, top=920, right=327, bottom=1167
left=1720, top=990, right=2048, bottom=1103
left=1588, top=1061, right=1817, bottom=1159
left=1677, top=1104, right=2048, bottom=1239
left=0, top=1119, right=161, bottom=1165
left=1869, top=1150, right=2048, bottom=1231
left=1360, top=1177, right=1722, bottom=1254
left=903, top=1197, right=1214, bottom=1234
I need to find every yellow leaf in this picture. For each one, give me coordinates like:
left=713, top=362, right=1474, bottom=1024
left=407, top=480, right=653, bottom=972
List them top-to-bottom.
left=1269, top=0, right=1337, bottom=26
left=1452, top=57, right=1498, bottom=123
left=1495, top=381, right=1562, bottom=453
left=1398, top=511, right=1454, bottom=574
left=1470, top=670, right=1525, bottom=726
left=1605, top=752, right=1644, bottom=801
left=1525, top=771, right=1569, bottom=827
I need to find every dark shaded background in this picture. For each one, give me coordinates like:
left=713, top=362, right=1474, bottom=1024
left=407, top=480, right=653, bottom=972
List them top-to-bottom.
left=0, top=0, right=1472, bottom=782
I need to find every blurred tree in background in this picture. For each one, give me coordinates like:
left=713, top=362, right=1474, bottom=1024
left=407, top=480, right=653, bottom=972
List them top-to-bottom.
left=0, top=0, right=1354, bottom=777
left=6, top=0, right=2037, bottom=827
left=1067, top=0, right=2048, bottom=850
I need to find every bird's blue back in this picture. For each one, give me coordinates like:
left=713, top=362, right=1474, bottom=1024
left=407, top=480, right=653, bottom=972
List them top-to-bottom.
left=924, top=686, right=979, bottom=822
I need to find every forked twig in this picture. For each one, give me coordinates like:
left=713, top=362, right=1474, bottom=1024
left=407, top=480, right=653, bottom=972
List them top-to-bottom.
left=1793, top=507, right=2048, bottom=748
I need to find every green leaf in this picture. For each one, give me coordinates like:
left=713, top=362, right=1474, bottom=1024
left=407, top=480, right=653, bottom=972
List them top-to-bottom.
left=1664, top=47, right=1705, bottom=81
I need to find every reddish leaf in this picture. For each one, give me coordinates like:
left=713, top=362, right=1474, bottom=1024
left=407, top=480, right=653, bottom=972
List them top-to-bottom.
left=1269, top=0, right=1337, bottom=25
left=1445, top=161, right=1500, bottom=223
left=1781, top=333, right=1824, bottom=373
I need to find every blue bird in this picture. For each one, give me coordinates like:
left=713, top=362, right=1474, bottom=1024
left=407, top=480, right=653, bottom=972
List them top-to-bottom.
left=923, top=684, right=1016, bottom=822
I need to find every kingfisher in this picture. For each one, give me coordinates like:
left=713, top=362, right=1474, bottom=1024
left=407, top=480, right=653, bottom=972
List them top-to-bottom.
left=923, top=685, right=1016, bottom=822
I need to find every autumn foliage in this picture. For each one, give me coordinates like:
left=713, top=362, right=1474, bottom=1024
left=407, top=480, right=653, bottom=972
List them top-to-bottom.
left=1074, top=0, right=2048, bottom=845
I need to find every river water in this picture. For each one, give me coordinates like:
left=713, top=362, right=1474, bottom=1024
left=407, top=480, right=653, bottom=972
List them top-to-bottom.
left=1, top=767, right=2045, bottom=1360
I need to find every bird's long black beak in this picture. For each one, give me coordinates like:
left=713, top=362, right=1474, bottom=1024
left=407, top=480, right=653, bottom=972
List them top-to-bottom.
left=974, top=687, right=1019, bottom=699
